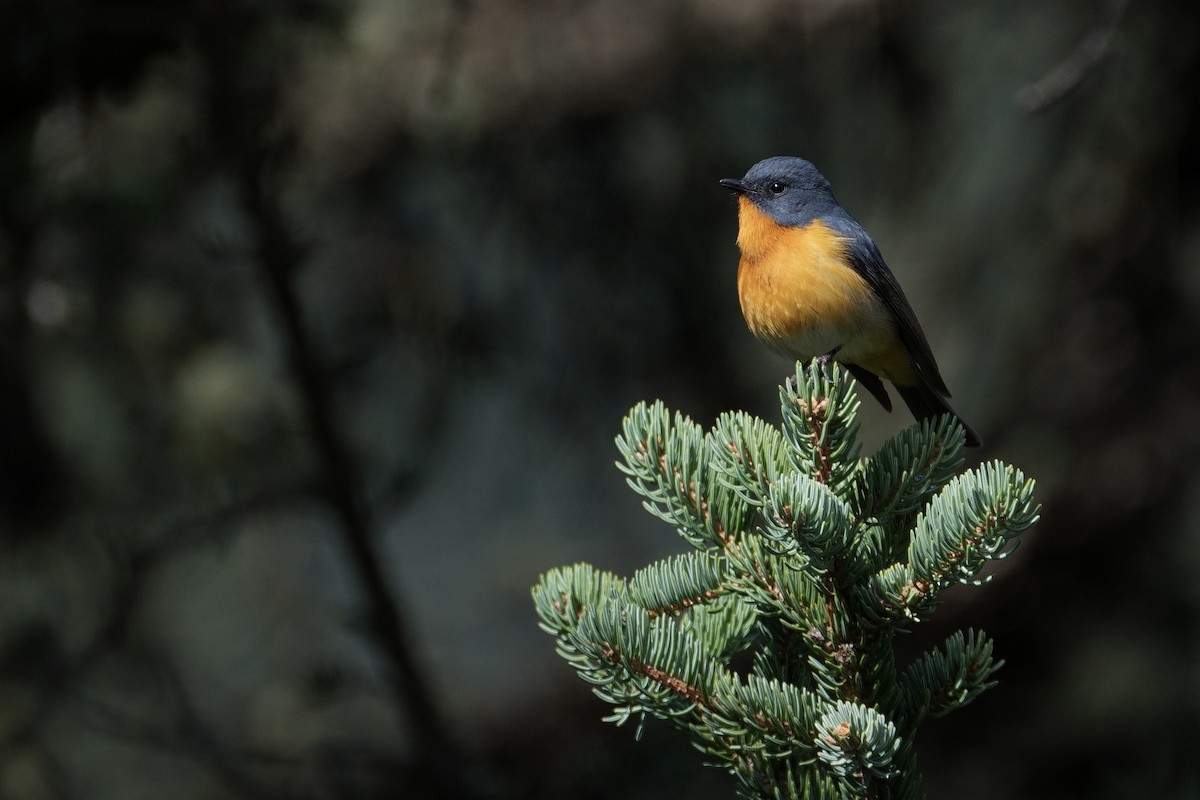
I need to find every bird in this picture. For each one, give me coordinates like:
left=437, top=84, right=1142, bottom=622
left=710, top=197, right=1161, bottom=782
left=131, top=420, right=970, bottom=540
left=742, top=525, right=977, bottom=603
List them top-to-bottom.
left=719, top=156, right=981, bottom=446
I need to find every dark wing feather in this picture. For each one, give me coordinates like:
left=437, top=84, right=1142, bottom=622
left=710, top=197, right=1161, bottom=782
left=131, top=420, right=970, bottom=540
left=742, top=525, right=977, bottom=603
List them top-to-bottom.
left=826, top=215, right=952, bottom=397
left=844, top=363, right=892, bottom=411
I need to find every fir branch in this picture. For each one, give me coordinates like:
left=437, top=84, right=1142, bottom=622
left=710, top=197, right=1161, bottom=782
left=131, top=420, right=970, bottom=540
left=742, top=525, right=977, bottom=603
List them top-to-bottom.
left=535, top=360, right=1038, bottom=798
left=779, top=361, right=861, bottom=492
left=614, top=401, right=709, bottom=544
left=616, top=401, right=752, bottom=550
left=711, top=410, right=792, bottom=507
left=852, top=416, right=966, bottom=525
left=847, top=417, right=966, bottom=578
left=870, top=461, right=1039, bottom=620
left=911, top=462, right=1039, bottom=584
left=761, top=473, right=854, bottom=570
left=723, top=533, right=863, bottom=702
left=725, top=536, right=827, bottom=636
left=629, top=551, right=729, bottom=618
left=532, top=563, right=627, bottom=639
left=681, top=594, right=760, bottom=662
left=567, top=597, right=730, bottom=725
left=751, top=622, right=817, bottom=690
left=802, top=626, right=862, bottom=704
left=898, top=629, right=1003, bottom=725
left=707, top=673, right=824, bottom=760
left=814, top=701, right=901, bottom=793
left=733, top=756, right=855, bottom=800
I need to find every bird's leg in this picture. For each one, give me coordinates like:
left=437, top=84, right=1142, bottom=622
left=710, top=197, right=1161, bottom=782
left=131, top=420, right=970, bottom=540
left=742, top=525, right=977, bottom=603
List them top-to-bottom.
left=814, top=346, right=842, bottom=380
left=790, top=347, right=842, bottom=392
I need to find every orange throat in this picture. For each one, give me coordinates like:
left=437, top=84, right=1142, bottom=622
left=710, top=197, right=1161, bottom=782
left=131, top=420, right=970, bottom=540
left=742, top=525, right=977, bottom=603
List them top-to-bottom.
left=734, top=195, right=791, bottom=266
left=733, top=198, right=897, bottom=374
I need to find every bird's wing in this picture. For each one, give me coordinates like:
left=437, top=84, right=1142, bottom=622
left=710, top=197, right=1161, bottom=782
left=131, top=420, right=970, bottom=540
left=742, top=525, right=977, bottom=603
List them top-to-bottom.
left=829, top=217, right=952, bottom=397
left=844, top=363, right=893, bottom=411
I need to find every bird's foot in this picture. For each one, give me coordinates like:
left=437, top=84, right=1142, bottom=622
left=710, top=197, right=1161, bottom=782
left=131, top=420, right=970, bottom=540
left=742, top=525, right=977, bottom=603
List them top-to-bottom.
left=814, top=347, right=841, bottom=381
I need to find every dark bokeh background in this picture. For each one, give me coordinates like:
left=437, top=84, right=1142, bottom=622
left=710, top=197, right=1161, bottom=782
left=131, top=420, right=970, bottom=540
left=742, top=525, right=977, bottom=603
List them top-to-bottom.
left=2, top=0, right=1198, bottom=798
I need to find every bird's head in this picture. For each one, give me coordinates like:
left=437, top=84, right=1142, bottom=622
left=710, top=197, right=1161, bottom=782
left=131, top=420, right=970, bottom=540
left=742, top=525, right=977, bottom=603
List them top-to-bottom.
left=720, top=156, right=838, bottom=226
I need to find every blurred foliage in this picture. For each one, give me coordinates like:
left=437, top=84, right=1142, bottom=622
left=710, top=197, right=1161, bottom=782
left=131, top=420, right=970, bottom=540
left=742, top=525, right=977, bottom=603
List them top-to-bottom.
left=1, top=0, right=1199, bottom=798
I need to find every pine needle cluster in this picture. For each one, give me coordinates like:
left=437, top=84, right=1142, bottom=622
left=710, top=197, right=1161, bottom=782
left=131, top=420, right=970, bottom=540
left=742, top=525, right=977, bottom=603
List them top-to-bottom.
left=532, top=362, right=1038, bottom=799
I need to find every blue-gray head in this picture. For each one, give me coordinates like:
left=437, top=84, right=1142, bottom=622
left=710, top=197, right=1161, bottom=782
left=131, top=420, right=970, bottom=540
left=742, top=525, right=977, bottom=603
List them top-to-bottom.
left=720, top=156, right=842, bottom=227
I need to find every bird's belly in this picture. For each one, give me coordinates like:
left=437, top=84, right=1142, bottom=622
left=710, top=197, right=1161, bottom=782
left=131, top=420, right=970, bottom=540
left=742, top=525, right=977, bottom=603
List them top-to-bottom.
left=736, top=223, right=896, bottom=368
left=755, top=305, right=894, bottom=366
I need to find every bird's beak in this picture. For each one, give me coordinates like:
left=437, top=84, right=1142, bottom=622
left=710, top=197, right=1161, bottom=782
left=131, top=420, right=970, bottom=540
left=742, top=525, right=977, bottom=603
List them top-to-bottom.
left=719, top=178, right=749, bottom=194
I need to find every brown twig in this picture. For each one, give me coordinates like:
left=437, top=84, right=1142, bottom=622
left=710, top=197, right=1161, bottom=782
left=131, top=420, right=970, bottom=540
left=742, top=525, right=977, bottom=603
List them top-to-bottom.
left=1015, top=0, right=1129, bottom=114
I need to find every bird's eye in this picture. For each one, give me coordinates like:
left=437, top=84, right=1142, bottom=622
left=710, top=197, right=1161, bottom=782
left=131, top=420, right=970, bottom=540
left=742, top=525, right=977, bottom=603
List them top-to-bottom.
left=769, top=182, right=786, bottom=194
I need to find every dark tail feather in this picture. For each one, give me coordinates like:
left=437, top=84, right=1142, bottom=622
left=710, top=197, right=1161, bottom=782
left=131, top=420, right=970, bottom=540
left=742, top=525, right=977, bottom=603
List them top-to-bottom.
left=844, top=363, right=892, bottom=412
left=896, top=384, right=982, bottom=447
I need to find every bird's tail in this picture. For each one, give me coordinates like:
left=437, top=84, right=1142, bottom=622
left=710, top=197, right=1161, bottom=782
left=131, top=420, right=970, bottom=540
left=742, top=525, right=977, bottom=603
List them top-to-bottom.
left=896, top=384, right=982, bottom=447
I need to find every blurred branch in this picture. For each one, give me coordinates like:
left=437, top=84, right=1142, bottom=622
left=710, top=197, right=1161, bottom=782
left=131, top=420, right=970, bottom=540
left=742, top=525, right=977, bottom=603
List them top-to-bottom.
left=427, top=0, right=474, bottom=108
left=1014, top=0, right=1128, bottom=114
left=196, top=24, right=477, bottom=790
left=242, top=156, right=460, bottom=767
left=240, top=164, right=471, bottom=793
left=0, top=480, right=401, bottom=800
left=0, top=484, right=310, bottom=752
left=81, top=646, right=448, bottom=799
left=75, top=655, right=279, bottom=800
left=77, top=655, right=428, bottom=800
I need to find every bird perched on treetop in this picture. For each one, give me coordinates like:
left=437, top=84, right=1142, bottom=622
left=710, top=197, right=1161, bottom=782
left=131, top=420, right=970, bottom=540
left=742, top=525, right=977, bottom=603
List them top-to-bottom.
left=720, top=156, right=980, bottom=446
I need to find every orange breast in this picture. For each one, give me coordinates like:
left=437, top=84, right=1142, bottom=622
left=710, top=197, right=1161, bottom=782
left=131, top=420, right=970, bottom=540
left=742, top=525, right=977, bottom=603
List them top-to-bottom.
left=734, top=198, right=907, bottom=380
